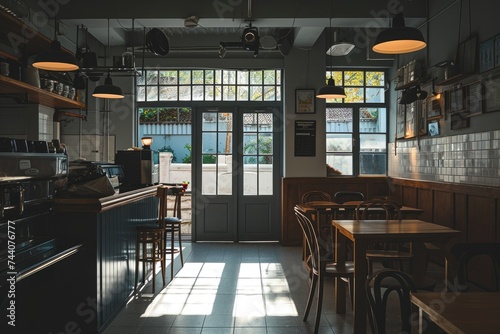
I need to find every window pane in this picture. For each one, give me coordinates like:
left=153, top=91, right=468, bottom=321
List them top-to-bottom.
left=146, top=70, right=158, bottom=84
left=159, top=70, right=177, bottom=84
left=178, top=70, right=191, bottom=84
left=192, top=70, right=204, bottom=84
left=205, top=70, right=214, bottom=84
left=214, top=70, right=222, bottom=84
left=223, top=70, right=236, bottom=84
left=263, top=70, right=275, bottom=84
left=238, top=71, right=249, bottom=84
left=250, top=71, right=262, bottom=84
left=344, top=71, right=364, bottom=86
left=366, top=71, right=385, bottom=86
left=136, top=74, right=145, bottom=85
left=192, top=85, right=204, bottom=100
left=214, top=85, right=222, bottom=100
left=137, top=86, right=145, bottom=101
left=146, top=86, right=158, bottom=101
left=159, top=86, right=177, bottom=100
left=179, top=86, right=191, bottom=100
left=205, top=86, right=214, bottom=100
left=223, top=86, right=236, bottom=100
left=237, top=86, right=249, bottom=100
left=250, top=86, right=263, bottom=101
left=263, top=86, right=275, bottom=101
left=276, top=86, right=281, bottom=101
left=344, top=87, right=364, bottom=103
left=366, top=88, right=385, bottom=103
left=327, top=108, right=353, bottom=133
left=360, top=108, right=386, bottom=132
left=202, top=112, right=217, bottom=131
left=219, top=112, right=232, bottom=131
left=258, top=113, right=273, bottom=132
left=202, top=133, right=216, bottom=153
left=218, top=133, right=232, bottom=154
left=258, top=133, right=273, bottom=155
left=326, top=133, right=352, bottom=152
left=243, top=134, right=258, bottom=154
left=360, top=134, right=387, bottom=152
left=360, top=153, right=386, bottom=175
left=326, top=154, right=352, bottom=175
left=218, top=155, right=232, bottom=195
left=243, top=158, right=257, bottom=195
left=258, top=161, right=273, bottom=195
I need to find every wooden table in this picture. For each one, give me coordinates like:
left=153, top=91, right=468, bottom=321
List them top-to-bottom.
left=333, top=219, right=460, bottom=334
left=411, top=292, right=500, bottom=333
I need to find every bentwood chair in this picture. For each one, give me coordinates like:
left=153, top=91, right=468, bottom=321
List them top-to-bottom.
left=333, top=191, right=365, bottom=204
left=356, top=199, right=414, bottom=274
left=294, top=206, right=354, bottom=334
left=450, top=242, right=500, bottom=292
left=366, top=269, right=417, bottom=334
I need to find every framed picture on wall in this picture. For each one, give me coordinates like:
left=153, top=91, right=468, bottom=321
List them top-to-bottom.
left=495, top=35, right=500, bottom=67
left=479, top=38, right=495, bottom=73
left=465, top=81, right=483, bottom=116
left=295, top=89, right=315, bottom=114
left=427, top=94, right=442, bottom=119
left=396, top=101, right=406, bottom=139
left=405, top=101, right=416, bottom=138
left=428, top=121, right=440, bottom=136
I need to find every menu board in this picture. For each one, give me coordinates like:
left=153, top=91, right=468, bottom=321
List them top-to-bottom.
left=294, top=120, right=316, bottom=156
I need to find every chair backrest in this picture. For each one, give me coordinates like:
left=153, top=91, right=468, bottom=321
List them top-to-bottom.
left=156, top=185, right=169, bottom=226
left=301, top=191, right=332, bottom=205
left=333, top=191, right=365, bottom=204
left=355, top=199, right=402, bottom=221
left=294, top=206, right=321, bottom=274
left=450, top=242, right=500, bottom=292
left=365, top=269, right=417, bottom=334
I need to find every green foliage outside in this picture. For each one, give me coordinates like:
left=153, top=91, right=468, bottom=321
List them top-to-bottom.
left=243, top=136, right=272, bottom=164
left=182, top=144, right=216, bottom=163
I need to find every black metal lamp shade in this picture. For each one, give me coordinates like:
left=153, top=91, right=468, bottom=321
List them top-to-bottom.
left=373, top=13, right=426, bottom=54
left=32, top=40, right=79, bottom=72
left=92, top=74, right=124, bottom=99
left=316, top=77, right=346, bottom=99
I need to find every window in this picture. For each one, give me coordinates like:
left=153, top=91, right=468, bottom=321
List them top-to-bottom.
left=136, top=69, right=282, bottom=102
left=325, top=70, right=387, bottom=176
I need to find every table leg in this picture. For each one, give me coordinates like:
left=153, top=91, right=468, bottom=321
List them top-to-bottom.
left=334, top=228, right=347, bottom=314
left=352, top=240, right=368, bottom=334
left=418, top=308, right=423, bottom=334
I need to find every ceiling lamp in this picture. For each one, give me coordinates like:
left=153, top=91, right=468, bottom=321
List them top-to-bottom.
left=372, top=12, right=426, bottom=54
left=317, top=15, right=346, bottom=99
left=33, top=20, right=79, bottom=72
left=326, top=31, right=355, bottom=56
left=92, top=73, right=124, bottom=99
left=317, top=77, right=346, bottom=99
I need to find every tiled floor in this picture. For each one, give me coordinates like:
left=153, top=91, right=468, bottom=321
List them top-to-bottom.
left=103, top=242, right=445, bottom=334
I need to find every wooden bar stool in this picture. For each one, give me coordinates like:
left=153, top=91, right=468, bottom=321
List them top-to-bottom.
left=134, top=186, right=168, bottom=294
left=162, top=186, right=184, bottom=281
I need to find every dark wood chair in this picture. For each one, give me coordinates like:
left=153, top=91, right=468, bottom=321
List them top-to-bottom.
left=301, top=190, right=332, bottom=204
left=333, top=191, right=365, bottom=204
left=356, top=199, right=414, bottom=274
left=294, top=206, right=354, bottom=334
left=450, top=242, right=500, bottom=292
left=366, top=269, right=417, bottom=334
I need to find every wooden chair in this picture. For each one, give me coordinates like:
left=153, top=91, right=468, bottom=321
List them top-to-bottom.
left=135, top=186, right=167, bottom=294
left=160, top=186, right=185, bottom=282
left=301, top=190, right=332, bottom=204
left=333, top=191, right=365, bottom=204
left=356, top=199, right=414, bottom=274
left=294, top=206, right=354, bottom=334
left=450, top=242, right=500, bottom=292
left=366, top=269, right=417, bottom=334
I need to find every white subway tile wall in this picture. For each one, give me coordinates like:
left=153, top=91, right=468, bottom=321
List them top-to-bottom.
left=388, top=130, right=500, bottom=187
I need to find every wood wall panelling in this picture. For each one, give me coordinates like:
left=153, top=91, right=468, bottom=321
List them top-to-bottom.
left=417, top=188, right=433, bottom=223
left=432, top=191, right=454, bottom=228
left=453, top=193, right=468, bottom=243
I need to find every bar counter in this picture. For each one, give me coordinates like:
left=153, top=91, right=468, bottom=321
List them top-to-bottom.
left=53, top=185, right=159, bottom=333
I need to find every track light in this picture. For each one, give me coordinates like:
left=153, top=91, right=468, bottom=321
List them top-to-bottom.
left=242, top=23, right=259, bottom=55
left=218, top=44, right=226, bottom=59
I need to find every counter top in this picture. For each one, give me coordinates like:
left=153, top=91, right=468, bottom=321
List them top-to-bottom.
left=53, top=185, right=158, bottom=213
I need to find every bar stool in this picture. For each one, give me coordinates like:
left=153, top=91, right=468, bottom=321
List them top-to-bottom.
left=134, top=186, right=168, bottom=294
left=162, top=186, right=184, bottom=281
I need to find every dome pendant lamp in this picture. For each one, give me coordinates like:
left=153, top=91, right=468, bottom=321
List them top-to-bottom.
left=372, top=12, right=426, bottom=54
left=317, top=14, right=346, bottom=100
left=33, top=19, right=79, bottom=72
left=92, top=73, right=124, bottom=99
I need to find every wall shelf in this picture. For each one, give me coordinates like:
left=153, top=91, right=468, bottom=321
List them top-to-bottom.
left=0, top=75, right=85, bottom=109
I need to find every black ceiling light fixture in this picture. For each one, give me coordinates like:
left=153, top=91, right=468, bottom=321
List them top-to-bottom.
left=317, top=6, right=346, bottom=100
left=372, top=12, right=427, bottom=54
left=33, top=19, right=79, bottom=72
left=92, top=19, right=124, bottom=99
left=242, top=23, right=259, bottom=57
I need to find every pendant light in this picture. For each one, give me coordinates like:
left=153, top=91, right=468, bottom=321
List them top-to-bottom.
left=372, top=12, right=426, bottom=54
left=317, top=13, right=346, bottom=100
left=33, top=19, right=79, bottom=72
left=92, top=19, right=124, bottom=99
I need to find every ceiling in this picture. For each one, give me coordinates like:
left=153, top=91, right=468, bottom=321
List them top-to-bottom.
left=1, top=0, right=428, bottom=58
